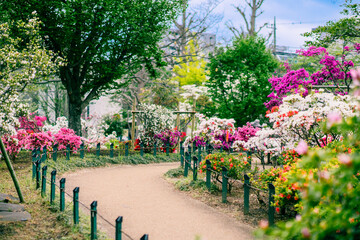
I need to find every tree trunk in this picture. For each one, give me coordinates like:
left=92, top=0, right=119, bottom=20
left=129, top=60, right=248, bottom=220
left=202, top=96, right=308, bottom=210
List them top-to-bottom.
left=68, top=95, right=83, bottom=136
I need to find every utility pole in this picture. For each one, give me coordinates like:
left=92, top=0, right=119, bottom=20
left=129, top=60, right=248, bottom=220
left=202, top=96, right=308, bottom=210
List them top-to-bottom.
left=267, top=16, right=277, bottom=54
left=273, top=16, right=276, bottom=53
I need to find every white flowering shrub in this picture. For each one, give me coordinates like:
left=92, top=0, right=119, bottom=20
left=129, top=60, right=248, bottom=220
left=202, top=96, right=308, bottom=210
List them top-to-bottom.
left=0, top=16, right=62, bottom=135
left=244, top=91, right=357, bottom=155
left=137, top=104, right=175, bottom=147
left=184, top=115, right=236, bottom=149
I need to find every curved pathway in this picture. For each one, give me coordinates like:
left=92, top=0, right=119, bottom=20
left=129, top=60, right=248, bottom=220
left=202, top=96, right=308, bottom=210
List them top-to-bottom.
left=64, top=162, right=254, bottom=240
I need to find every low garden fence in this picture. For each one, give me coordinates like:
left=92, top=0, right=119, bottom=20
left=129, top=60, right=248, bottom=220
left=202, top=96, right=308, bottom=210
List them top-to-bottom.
left=180, top=143, right=277, bottom=226
left=32, top=150, right=150, bottom=240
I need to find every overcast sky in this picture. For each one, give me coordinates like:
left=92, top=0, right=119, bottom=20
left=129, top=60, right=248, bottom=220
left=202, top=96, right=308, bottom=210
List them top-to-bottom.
left=189, top=0, right=346, bottom=50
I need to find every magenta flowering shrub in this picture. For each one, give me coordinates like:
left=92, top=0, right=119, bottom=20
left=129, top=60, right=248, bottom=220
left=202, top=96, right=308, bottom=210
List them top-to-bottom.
left=265, top=45, right=359, bottom=109
left=296, top=46, right=327, bottom=56
left=18, top=113, right=47, bottom=133
left=214, top=122, right=260, bottom=150
left=234, top=123, right=260, bottom=142
left=54, top=128, right=82, bottom=151
left=154, top=129, right=181, bottom=148
left=1, top=130, right=28, bottom=159
left=213, top=130, right=236, bottom=150
left=26, top=131, right=54, bottom=150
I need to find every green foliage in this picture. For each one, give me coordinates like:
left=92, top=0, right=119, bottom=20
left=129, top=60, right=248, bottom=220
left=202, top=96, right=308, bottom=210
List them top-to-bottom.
left=303, top=0, right=360, bottom=47
left=206, top=36, right=279, bottom=126
left=102, top=113, right=127, bottom=137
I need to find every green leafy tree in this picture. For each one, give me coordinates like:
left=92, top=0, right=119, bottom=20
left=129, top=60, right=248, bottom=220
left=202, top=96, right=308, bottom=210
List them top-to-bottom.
left=1, top=0, right=182, bottom=135
left=303, top=0, right=360, bottom=47
left=206, top=36, right=278, bottom=126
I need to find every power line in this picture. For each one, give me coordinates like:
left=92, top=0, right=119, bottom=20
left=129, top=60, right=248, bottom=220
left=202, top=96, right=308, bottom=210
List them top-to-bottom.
left=277, top=19, right=339, bottom=25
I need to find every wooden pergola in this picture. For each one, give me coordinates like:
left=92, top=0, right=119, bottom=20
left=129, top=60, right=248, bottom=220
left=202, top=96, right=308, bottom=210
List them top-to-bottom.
left=130, top=100, right=197, bottom=148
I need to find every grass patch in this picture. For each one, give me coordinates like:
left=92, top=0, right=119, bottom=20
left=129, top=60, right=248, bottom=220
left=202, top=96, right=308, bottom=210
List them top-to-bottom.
left=0, top=160, right=91, bottom=239
left=164, top=167, right=184, bottom=178
left=174, top=177, right=220, bottom=193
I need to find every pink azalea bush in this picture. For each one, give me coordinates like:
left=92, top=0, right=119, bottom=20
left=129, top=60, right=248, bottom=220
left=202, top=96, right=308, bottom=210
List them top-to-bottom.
left=18, top=113, right=47, bottom=133
left=54, top=128, right=82, bottom=151
left=26, top=131, right=54, bottom=150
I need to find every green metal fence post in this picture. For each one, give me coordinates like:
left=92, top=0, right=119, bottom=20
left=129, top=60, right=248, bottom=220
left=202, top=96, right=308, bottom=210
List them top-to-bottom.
left=80, top=142, right=85, bottom=159
left=125, top=142, right=129, bottom=156
left=153, top=142, right=157, bottom=156
left=192, top=142, right=196, bottom=153
left=206, top=142, right=211, bottom=155
left=96, top=143, right=100, bottom=158
left=110, top=143, right=114, bottom=158
left=140, top=143, right=144, bottom=157
left=166, top=143, right=169, bottom=156
left=53, top=144, right=58, bottom=161
left=66, top=144, right=70, bottom=160
left=188, top=145, right=192, bottom=164
left=41, top=146, right=47, bottom=162
left=180, top=146, right=184, bottom=167
left=197, top=146, right=201, bottom=163
left=220, top=146, right=223, bottom=153
left=36, top=147, right=41, bottom=159
left=32, top=149, right=37, bottom=179
left=184, top=152, right=189, bottom=177
left=267, top=152, right=271, bottom=164
left=192, top=156, right=198, bottom=181
left=36, top=159, right=41, bottom=189
left=206, top=160, right=211, bottom=191
left=41, top=166, right=47, bottom=197
left=222, top=167, right=228, bottom=203
left=50, top=170, right=56, bottom=204
left=244, top=174, right=250, bottom=215
left=60, top=178, right=66, bottom=212
left=268, top=183, right=275, bottom=226
left=73, top=187, right=79, bottom=225
left=91, top=201, right=98, bottom=240
left=115, top=216, right=123, bottom=240
left=140, top=234, right=149, bottom=240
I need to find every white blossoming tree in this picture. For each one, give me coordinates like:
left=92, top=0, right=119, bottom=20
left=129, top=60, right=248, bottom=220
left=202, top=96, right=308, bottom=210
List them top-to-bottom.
left=0, top=16, right=61, bottom=202
left=0, top=16, right=61, bottom=135
left=137, top=104, right=175, bottom=148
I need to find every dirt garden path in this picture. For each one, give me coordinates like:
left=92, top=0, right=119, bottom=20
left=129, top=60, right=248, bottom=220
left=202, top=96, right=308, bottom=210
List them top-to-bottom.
left=64, top=162, right=255, bottom=240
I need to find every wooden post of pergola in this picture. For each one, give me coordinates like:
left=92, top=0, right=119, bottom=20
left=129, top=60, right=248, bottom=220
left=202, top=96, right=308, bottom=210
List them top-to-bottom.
left=131, top=99, right=136, bottom=149
left=173, top=99, right=197, bottom=139
left=191, top=99, right=196, bottom=138
left=176, top=103, right=180, bottom=131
